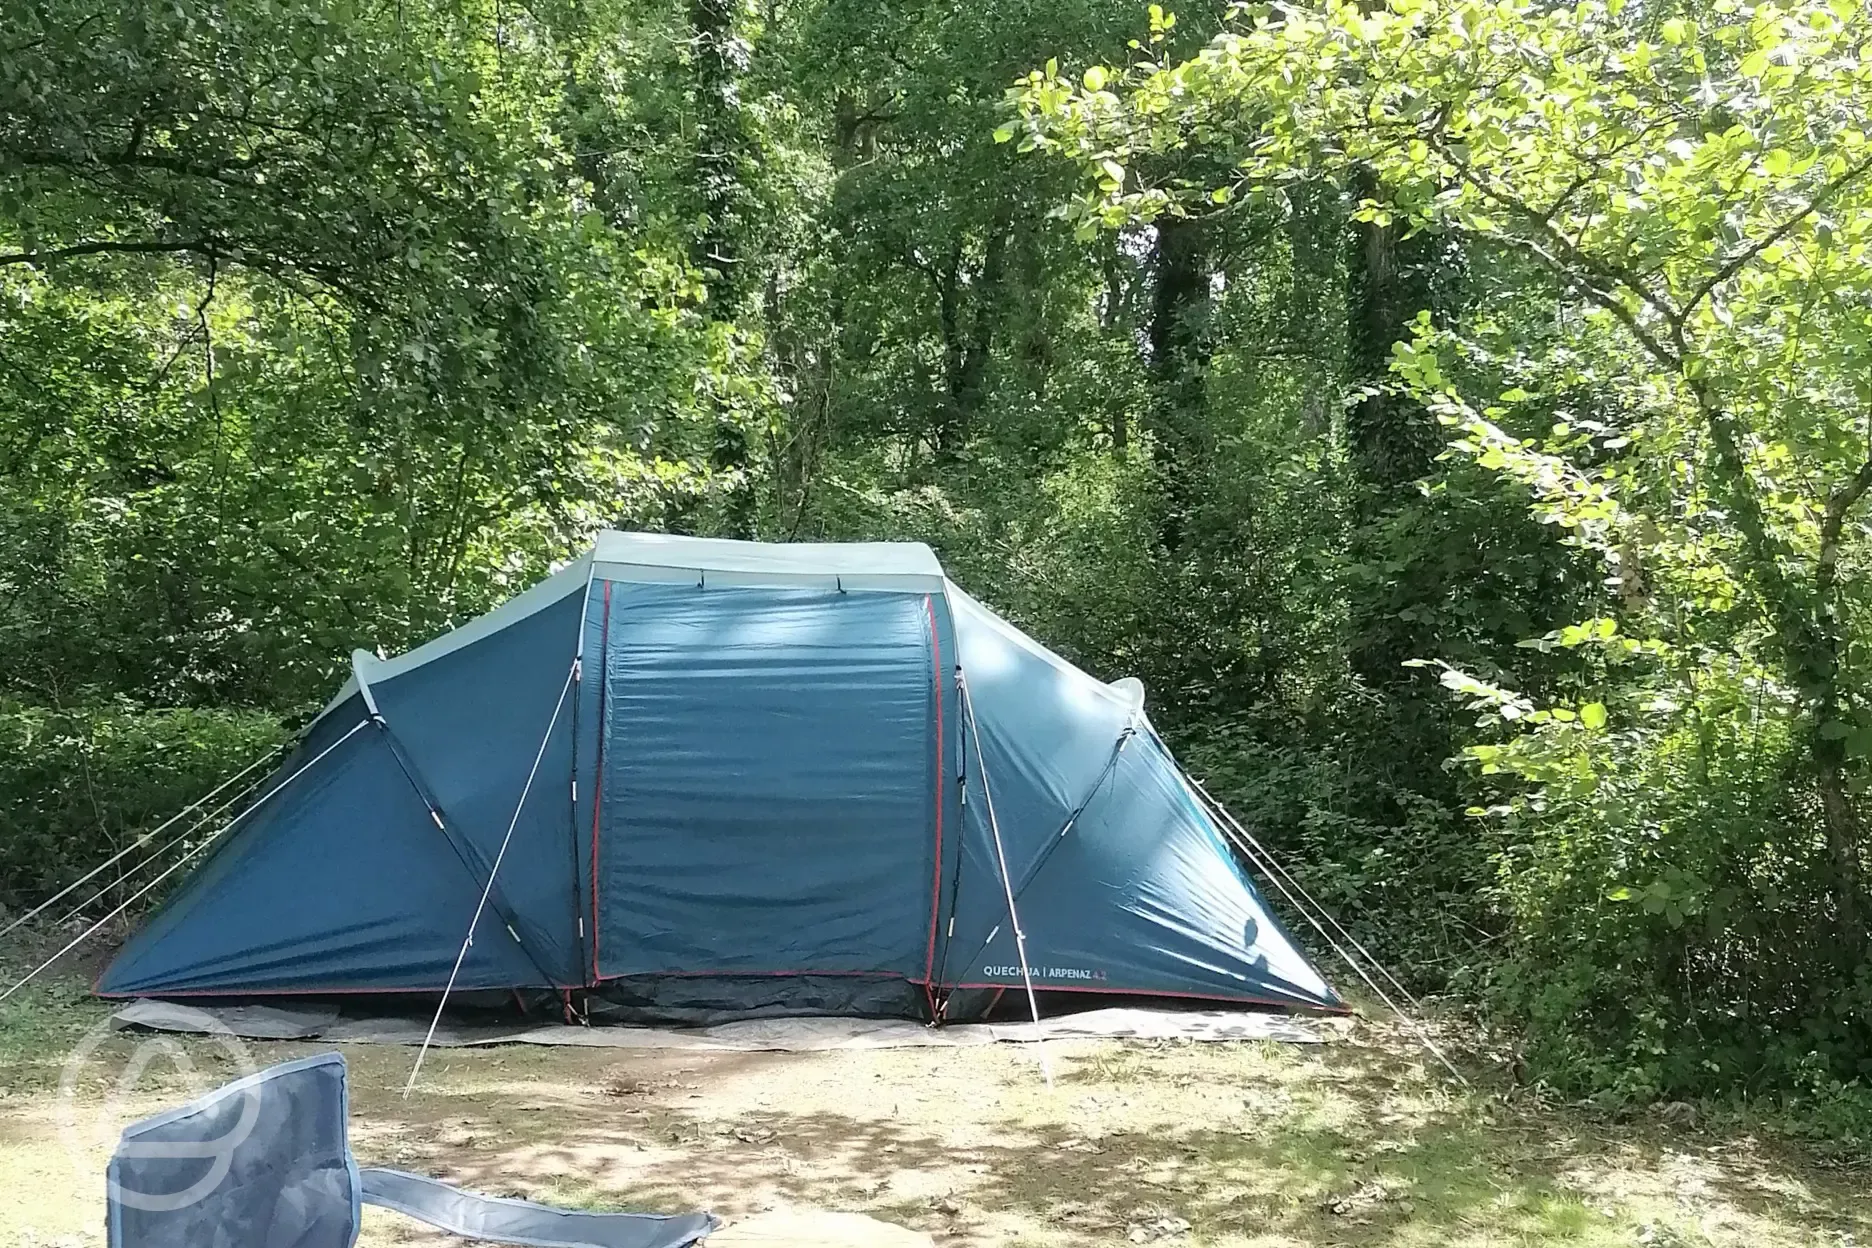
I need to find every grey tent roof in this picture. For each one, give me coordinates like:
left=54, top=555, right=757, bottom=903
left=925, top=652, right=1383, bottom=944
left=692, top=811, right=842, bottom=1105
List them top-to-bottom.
left=592, top=531, right=943, bottom=590
left=313, top=532, right=1151, bottom=733
left=318, top=532, right=945, bottom=723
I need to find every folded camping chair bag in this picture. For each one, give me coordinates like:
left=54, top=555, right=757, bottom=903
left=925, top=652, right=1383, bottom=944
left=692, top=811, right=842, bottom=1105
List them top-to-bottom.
left=106, top=1052, right=717, bottom=1248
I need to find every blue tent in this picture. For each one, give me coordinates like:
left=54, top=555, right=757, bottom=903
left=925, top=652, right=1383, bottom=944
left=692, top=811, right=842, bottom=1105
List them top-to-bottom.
left=99, top=533, right=1339, bottom=1020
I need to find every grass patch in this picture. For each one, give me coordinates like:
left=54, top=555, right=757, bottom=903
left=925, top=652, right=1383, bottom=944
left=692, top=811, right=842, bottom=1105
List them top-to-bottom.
left=0, top=939, right=121, bottom=1100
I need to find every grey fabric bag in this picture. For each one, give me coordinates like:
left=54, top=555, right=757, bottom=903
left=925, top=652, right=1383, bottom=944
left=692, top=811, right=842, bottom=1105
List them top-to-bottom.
left=107, top=1052, right=717, bottom=1248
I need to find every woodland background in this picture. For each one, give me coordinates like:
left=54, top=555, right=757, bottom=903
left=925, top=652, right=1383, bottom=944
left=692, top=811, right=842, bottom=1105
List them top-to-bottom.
left=4, top=0, right=1871, bottom=1117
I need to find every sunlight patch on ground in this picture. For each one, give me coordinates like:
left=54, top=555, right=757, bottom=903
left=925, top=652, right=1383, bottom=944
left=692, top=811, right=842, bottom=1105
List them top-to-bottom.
left=1, top=985, right=1867, bottom=1247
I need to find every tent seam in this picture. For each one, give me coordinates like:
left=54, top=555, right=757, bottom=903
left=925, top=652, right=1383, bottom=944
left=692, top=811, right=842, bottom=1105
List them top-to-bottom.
left=588, top=579, right=612, bottom=983
left=923, top=593, right=944, bottom=988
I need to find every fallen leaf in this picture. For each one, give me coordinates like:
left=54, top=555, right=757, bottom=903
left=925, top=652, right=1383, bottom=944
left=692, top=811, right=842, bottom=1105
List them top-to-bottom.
left=1126, top=1215, right=1191, bottom=1242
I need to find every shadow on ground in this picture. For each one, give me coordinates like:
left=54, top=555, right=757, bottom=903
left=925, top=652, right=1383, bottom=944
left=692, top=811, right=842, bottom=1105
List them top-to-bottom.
left=1, top=968, right=1864, bottom=1248
left=329, top=1040, right=1871, bottom=1247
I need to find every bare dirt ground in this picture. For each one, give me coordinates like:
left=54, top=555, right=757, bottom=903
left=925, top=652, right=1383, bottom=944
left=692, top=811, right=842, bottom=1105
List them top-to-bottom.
left=4, top=967, right=1869, bottom=1248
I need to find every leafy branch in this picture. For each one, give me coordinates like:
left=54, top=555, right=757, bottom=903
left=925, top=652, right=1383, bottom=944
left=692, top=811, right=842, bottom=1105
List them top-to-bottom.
left=0, top=238, right=222, bottom=267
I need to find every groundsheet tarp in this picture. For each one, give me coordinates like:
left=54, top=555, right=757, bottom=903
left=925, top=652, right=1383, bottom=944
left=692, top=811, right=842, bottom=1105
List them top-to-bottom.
left=111, top=999, right=1325, bottom=1050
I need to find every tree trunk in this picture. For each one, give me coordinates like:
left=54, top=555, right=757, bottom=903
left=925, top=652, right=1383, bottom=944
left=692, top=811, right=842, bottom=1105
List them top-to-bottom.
left=691, top=0, right=756, bottom=537
left=1344, top=167, right=1464, bottom=795
left=1346, top=175, right=1445, bottom=505
left=927, top=211, right=1010, bottom=463
left=1147, top=215, right=1210, bottom=551
left=1100, top=236, right=1129, bottom=452
left=932, top=246, right=965, bottom=460
left=1702, top=397, right=1867, bottom=952
left=1814, top=456, right=1872, bottom=949
left=1817, top=725, right=1864, bottom=947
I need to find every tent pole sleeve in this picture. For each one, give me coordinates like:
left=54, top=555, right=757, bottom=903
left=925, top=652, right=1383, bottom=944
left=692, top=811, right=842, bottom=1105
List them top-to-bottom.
left=568, top=560, right=599, bottom=986
left=574, top=561, right=599, bottom=662
left=588, top=580, right=613, bottom=983
left=922, top=593, right=945, bottom=992
left=935, top=644, right=970, bottom=1006
left=349, top=650, right=382, bottom=718
left=404, top=660, right=577, bottom=1098
left=955, top=668, right=1053, bottom=1088
left=367, top=717, right=559, bottom=990
left=933, top=718, right=1137, bottom=992
left=2, top=719, right=373, bottom=1003
left=1004, top=721, right=1137, bottom=900
left=929, top=801, right=972, bottom=998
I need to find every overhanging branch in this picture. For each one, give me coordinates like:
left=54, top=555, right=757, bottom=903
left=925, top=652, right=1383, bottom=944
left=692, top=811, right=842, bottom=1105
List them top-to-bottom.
left=1681, top=152, right=1872, bottom=323
left=0, top=238, right=220, bottom=267
left=1819, top=452, right=1872, bottom=598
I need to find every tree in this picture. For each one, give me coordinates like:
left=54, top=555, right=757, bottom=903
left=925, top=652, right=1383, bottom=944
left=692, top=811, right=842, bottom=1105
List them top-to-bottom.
left=0, top=0, right=723, bottom=706
left=1013, top=0, right=1872, bottom=949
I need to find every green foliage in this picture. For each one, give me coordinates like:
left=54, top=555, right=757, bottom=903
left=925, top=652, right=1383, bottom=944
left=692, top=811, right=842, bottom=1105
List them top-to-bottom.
left=0, top=0, right=741, bottom=708
left=8, top=0, right=1872, bottom=1121
left=1013, top=0, right=1872, bottom=1103
left=1430, top=655, right=1864, bottom=1093
left=0, top=699, right=283, bottom=908
left=1179, top=717, right=1489, bottom=989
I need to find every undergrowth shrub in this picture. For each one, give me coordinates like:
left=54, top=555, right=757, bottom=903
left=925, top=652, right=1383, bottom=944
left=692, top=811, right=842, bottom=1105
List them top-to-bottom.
left=1457, top=664, right=1872, bottom=1105
left=0, top=699, right=285, bottom=915
left=1175, top=714, right=1495, bottom=999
